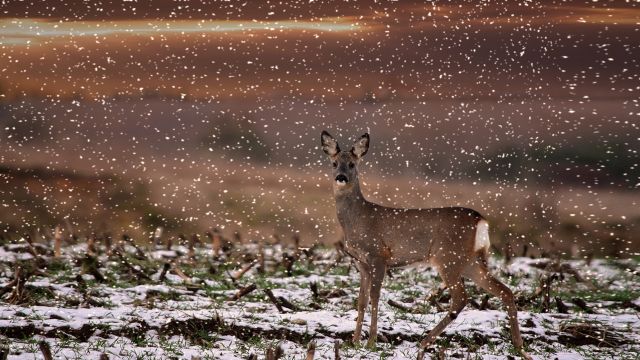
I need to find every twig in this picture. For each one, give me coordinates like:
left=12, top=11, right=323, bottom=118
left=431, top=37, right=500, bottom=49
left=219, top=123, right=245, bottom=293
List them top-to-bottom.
left=64, top=218, right=75, bottom=242
left=53, top=225, right=62, bottom=258
left=153, top=226, right=163, bottom=248
left=206, top=229, right=222, bottom=258
left=233, top=230, right=243, bottom=244
left=87, top=233, right=98, bottom=256
left=104, top=233, right=113, bottom=255
left=292, top=233, right=301, bottom=249
left=191, top=234, right=202, bottom=247
left=24, top=235, right=47, bottom=268
left=122, top=235, right=148, bottom=260
left=188, top=235, right=196, bottom=263
left=257, top=239, right=266, bottom=274
left=503, top=240, right=513, bottom=265
left=321, top=241, right=345, bottom=275
left=112, top=248, right=151, bottom=281
left=282, top=252, right=298, bottom=277
left=82, top=254, right=106, bottom=283
left=231, top=260, right=258, bottom=281
left=530, top=260, right=589, bottom=285
left=159, top=263, right=171, bottom=282
left=170, top=263, right=192, bottom=283
left=7, top=266, right=30, bottom=304
left=0, top=267, right=21, bottom=298
left=538, top=273, right=559, bottom=313
left=75, top=274, right=87, bottom=292
left=75, top=275, right=104, bottom=307
left=310, top=282, right=319, bottom=301
left=229, top=283, right=257, bottom=301
left=426, top=286, right=446, bottom=312
left=264, top=289, right=284, bottom=313
left=479, top=294, right=491, bottom=310
left=277, top=296, right=299, bottom=311
left=555, top=296, right=569, bottom=314
left=469, top=298, right=482, bottom=309
left=572, top=298, right=595, bottom=314
left=387, top=299, right=414, bottom=312
left=620, top=300, right=640, bottom=312
left=560, top=321, right=626, bottom=347
left=38, top=340, right=53, bottom=360
left=334, top=340, right=340, bottom=360
left=0, top=342, right=9, bottom=360
left=265, top=344, right=283, bottom=360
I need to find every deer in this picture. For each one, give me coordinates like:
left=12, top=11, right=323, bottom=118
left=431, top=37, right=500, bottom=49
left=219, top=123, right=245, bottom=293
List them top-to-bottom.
left=320, top=131, right=529, bottom=358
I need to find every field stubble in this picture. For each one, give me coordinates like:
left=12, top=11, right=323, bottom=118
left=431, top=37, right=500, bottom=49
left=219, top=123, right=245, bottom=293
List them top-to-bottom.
left=0, top=232, right=638, bottom=359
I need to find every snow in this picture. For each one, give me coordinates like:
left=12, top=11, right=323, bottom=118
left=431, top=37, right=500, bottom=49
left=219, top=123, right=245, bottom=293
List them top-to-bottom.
left=0, top=1, right=639, bottom=359
left=0, top=240, right=638, bottom=359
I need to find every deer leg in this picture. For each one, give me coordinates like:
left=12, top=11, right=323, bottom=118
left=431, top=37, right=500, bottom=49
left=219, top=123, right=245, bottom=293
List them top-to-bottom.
left=366, top=258, right=386, bottom=349
left=352, top=263, right=371, bottom=344
left=468, top=265, right=524, bottom=350
left=420, top=279, right=467, bottom=348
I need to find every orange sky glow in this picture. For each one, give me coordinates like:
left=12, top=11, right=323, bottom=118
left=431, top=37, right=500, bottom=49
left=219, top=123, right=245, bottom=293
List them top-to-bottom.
left=0, top=3, right=638, bottom=100
left=0, top=17, right=366, bottom=46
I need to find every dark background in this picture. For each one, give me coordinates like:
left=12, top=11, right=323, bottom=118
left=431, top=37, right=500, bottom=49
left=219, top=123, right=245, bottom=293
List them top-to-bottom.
left=1, top=1, right=638, bottom=257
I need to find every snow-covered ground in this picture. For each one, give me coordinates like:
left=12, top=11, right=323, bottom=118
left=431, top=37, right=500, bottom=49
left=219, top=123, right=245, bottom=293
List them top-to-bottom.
left=0, top=241, right=638, bottom=359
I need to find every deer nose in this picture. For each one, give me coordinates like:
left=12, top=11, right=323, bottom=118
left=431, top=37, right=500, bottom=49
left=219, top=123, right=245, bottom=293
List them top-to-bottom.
left=335, top=174, right=348, bottom=184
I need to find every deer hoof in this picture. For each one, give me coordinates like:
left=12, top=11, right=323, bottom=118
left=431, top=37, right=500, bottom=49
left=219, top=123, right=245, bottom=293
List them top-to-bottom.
left=351, top=334, right=361, bottom=344
left=365, top=338, right=377, bottom=349
left=519, top=349, right=533, bottom=360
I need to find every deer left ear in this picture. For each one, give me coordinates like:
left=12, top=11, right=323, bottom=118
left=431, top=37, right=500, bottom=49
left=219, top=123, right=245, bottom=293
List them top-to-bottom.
left=321, top=130, right=340, bottom=157
left=351, top=133, right=369, bottom=158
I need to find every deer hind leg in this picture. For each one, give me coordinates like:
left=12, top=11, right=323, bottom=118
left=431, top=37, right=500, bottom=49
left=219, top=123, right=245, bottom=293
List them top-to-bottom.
left=366, top=258, right=386, bottom=349
left=467, top=261, right=524, bottom=350
left=352, top=263, right=371, bottom=343
left=420, top=277, right=467, bottom=348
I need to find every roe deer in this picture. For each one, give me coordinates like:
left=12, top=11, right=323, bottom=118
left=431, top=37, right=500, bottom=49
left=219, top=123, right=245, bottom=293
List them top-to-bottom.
left=320, top=131, right=528, bottom=357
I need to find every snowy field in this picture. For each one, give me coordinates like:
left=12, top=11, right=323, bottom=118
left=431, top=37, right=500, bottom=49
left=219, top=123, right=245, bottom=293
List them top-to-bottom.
left=0, top=239, right=638, bottom=359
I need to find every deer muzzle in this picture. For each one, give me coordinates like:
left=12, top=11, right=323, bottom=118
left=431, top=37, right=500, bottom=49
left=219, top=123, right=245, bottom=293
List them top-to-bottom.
left=335, top=174, right=348, bottom=185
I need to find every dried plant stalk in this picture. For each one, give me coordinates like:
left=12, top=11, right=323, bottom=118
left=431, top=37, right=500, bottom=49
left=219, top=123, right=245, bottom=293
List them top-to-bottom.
left=54, top=225, right=62, bottom=258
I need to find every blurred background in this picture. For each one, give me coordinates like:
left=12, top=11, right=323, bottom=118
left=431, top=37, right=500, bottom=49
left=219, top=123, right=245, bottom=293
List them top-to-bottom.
left=0, top=1, right=638, bottom=257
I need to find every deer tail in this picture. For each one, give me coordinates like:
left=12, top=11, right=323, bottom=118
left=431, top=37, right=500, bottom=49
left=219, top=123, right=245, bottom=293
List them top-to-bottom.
left=474, top=219, right=491, bottom=252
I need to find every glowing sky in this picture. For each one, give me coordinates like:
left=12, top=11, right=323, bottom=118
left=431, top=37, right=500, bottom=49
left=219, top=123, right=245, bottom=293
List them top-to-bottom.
left=0, top=1, right=638, bottom=100
left=0, top=18, right=364, bottom=46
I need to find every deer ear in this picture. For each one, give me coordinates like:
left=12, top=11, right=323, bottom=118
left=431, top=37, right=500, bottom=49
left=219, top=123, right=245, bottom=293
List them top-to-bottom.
left=321, top=130, right=340, bottom=156
left=351, top=133, right=369, bottom=158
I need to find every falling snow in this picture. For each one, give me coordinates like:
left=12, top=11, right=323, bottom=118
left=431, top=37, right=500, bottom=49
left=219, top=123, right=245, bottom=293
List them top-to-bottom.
left=0, top=1, right=639, bottom=359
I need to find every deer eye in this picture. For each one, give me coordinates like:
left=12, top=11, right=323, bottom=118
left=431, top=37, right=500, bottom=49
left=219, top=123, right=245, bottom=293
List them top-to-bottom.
left=332, top=162, right=337, bottom=168
left=349, top=162, right=355, bottom=169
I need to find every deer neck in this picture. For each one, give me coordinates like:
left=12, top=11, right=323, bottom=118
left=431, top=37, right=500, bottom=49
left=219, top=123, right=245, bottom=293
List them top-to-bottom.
left=334, top=179, right=366, bottom=229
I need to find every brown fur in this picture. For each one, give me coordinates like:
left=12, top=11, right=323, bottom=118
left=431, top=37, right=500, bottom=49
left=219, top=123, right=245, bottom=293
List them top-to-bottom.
left=320, top=131, right=527, bottom=356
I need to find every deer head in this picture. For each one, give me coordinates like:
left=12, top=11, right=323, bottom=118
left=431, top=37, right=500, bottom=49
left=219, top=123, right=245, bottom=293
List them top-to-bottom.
left=320, top=130, right=369, bottom=192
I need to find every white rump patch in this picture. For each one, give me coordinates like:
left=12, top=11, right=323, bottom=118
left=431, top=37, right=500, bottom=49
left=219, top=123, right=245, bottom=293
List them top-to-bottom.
left=474, top=220, right=491, bottom=251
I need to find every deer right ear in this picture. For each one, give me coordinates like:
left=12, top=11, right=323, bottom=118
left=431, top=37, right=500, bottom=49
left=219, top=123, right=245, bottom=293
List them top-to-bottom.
left=321, top=130, right=340, bottom=156
left=351, top=133, right=369, bottom=158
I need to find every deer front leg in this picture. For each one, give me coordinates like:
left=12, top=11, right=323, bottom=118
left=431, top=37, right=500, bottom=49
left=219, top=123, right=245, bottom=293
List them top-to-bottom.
left=366, top=258, right=386, bottom=349
left=353, top=263, right=371, bottom=344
